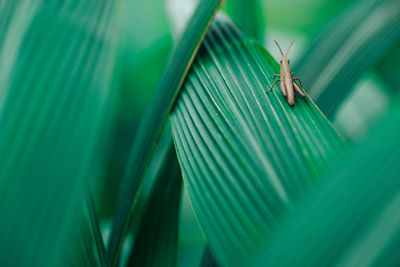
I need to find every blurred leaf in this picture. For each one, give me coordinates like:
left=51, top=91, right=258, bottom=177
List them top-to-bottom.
left=98, top=0, right=174, bottom=219
left=98, top=0, right=175, bottom=219
left=107, top=0, right=223, bottom=264
left=122, top=0, right=171, bottom=53
left=166, top=0, right=198, bottom=39
left=223, top=0, right=265, bottom=42
left=264, top=0, right=350, bottom=35
left=295, top=0, right=400, bottom=118
left=0, top=1, right=120, bottom=266
left=171, top=14, right=347, bottom=266
left=99, top=35, right=172, bottom=219
left=374, top=39, right=400, bottom=93
left=333, top=72, right=390, bottom=142
left=252, top=105, right=400, bottom=266
left=113, top=123, right=177, bottom=267
left=123, top=123, right=175, bottom=245
left=127, top=139, right=182, bottom=267
left=178, top=187, right=207, bottom=267
left=87, top=191, right=107, bottom=266
left=68, top=206, right=99, bottom=266
left=200, top=245, right=220, bottom=267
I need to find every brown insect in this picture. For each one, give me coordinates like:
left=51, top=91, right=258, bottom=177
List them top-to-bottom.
left=267, top=40, right=306, bottom=106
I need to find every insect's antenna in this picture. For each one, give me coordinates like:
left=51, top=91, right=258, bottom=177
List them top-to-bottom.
left=274, top=40, right=284, bottom=56
left=286, top=40, right=294, bottom=57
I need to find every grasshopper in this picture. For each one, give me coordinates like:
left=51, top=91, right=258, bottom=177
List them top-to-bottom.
left=267, top=40, right=305, bottom=106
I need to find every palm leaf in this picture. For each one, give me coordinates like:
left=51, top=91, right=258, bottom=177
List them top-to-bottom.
left=171, top=14, right=347, bottom=266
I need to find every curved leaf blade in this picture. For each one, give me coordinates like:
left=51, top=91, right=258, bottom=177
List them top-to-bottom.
left=107, top=0, right=223, bottom=264
left=171, top=14, right=347, bottom=266
left=87, top=191, right=107, bottom=267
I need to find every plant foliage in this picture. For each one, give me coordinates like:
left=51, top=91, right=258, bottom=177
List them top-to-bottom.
left=171, top=14, right=347, bottom=266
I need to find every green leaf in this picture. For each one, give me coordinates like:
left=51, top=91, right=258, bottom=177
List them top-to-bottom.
left=99, top=0, right=174, bottom=220
left=107, top=0, right=223, bottom=264
left=223, top=0, right=265, bottom=42
left=264, top=0, right=350, bottom=35
left=295, top=0, right=400, bottom=118
left=0, top=1, right=120, bottom=266
left=171, top=14, right=347, bottom=266
left=374, top=39, right=400, bottom=94
left=332, top=72, right=392, bottom=141
left=252, top=105, right=400, bottom=266
left=113, top=123, right=181, bottom=266
left=122, top=123, right=175, bottom=246
left=127, top=138, right=182, bottom=267
left=178, top=187, right=207, bottom=267
left=87, top=191, right=107, bottom=266
left=68, top=206, right=99, bottom=266
left=200, top=245, right=220, bottom=267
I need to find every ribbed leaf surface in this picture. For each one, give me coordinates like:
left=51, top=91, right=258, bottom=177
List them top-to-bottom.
left=0, top=1, right=119, bottom=266
left=171, top=14, right=347, bottom=265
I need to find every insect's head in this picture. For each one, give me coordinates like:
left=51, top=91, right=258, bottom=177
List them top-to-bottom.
left=280, top=59, right=290, bottom=64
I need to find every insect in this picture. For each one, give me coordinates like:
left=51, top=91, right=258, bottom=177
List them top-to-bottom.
left=267, top=40, right=306, bottom=106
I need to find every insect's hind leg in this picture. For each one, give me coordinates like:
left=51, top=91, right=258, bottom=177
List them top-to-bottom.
left=293, top=78, right=303, bottom=88
left=266, top=79, right=280, bottom=92
left=293, top=82, right=306, bottom=98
